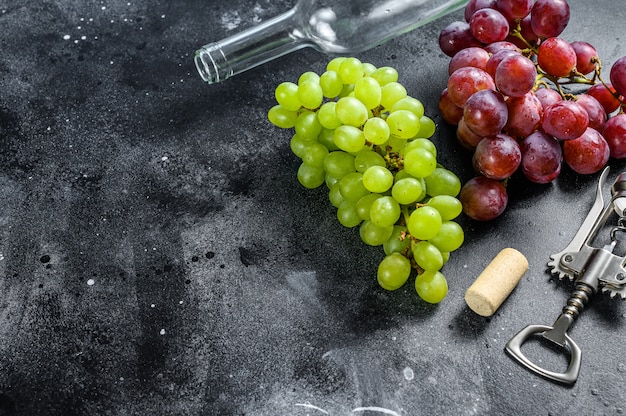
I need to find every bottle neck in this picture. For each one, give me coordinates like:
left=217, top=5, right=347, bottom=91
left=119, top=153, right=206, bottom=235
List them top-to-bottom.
left=194, top=6, right=311, bottom=84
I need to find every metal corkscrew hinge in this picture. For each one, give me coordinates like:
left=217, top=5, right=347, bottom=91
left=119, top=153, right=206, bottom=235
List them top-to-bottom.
left=505, top=167, right=626, bottom=385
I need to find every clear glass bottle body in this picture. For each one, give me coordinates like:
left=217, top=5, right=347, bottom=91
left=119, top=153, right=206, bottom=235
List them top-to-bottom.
left=194, top=0, right=469, bottom=84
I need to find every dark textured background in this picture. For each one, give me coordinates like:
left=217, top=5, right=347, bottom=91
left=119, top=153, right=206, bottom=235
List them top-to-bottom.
left=0, top=0, right=625, bottom=415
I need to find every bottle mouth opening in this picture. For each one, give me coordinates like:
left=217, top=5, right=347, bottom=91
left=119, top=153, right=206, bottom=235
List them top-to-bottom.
left=194, top=44, right=231, bottom=84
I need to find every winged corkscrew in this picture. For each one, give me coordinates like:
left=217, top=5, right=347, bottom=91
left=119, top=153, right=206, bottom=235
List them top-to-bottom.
left=505, top=167, right=626, bottom=385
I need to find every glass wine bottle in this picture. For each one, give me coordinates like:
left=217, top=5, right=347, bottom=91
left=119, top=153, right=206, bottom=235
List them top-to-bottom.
left=194, top=0, right=469, bottom=84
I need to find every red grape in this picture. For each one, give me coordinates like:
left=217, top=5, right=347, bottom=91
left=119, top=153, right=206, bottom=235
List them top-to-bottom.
left=464, top=0, right=498, bottom=22
left=496, top=0, right=534, bottom=20
left=530, top=0, right=570, bottom=38
left=469, top=8, right=510, bottom=44
left=439, top=21, right=481, bottom=57
left=537, top=37, right=577, bottom=77
left=483, top=41, right=521, bottom=55
left=570, top=41, right=599, bottom=75
left=448, top=47, right=491, bottom=75
left=486, top=49, right=521, bottom=79
left=495, top=54, right=537, bottom=97
left=610, top=56, right=626, bottom=97
left=447, top=67, right=496, bottom=107
left=586, top=83, right=622, bottom=114
left=535, top=87, right=562, bottom=109
left=438, top=88, right=464, bottom=125
left=463, top=89, right=509, bottom=137
left=504, top=92, right=543, bottom=138
left=575, top=94, right=607, bottom=131
left=542, top=100, right=589, bottom=141
left=603, top=114, right=626, bottom=159
left=457, top=117, right=484, bottom=149
left=563, top=127, right=610, bottom=174
left=520, top=131, right=562, bottom=184
left=473, top=134, right=521, bottom=180
left=459, top=176, right=508, bottom=221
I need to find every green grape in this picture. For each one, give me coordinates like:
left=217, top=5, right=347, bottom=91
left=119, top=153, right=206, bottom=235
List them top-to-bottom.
left=326, top=57, right=346, bottom=72
left=338, top=57, right=363, bottom=84
left=362, top=62, right=377, bottom=76
left=370, top=66, right=398, bottom=86
left=319, top=70, right=343, bottom=98
left=298, top=71, right=320, bottom=84
left=354, top=77, right=382, bottom=109
left=298, top=80, right=324, bottom=110
left=275, top=82, right=301, bottom=111
left=380, top=82, right=407, bottom=109
left=338, top=83, right=355, bottom=98
left=335, top=96, right=368, bottom=127
left=390, top=97, right=425, bottom=118
left=317, top=102, right=342, bottom=130
left=268, top=105, right=298, bottom=128
left=386, top=109, right=420, bottom=139
left=295, top=111, right=322, bottom=140
left=417, top=116, right=436, bottom=139
left=363, top=117, right=390, bottom=145
left=334, top=125, right=366, bottom=153
left=317, top=128, right=339, bottom=151
left=290, top=134, right=311, bottom=158
left=400, top=138, right=437, bottom=158
left=301, top=142, right=329, bottom=167
left=403, top=147, right=437, bottom=178
left=354, top=149, right=386, bottom=173
left=324, top=151, right=355, bottom=179
left=297, top=163, right=325, bottom=189
left=362, top=166, right=394, bottom=193
left=424, top=168, right=462, bottom=197
left=338, top=172, right=369, bottom=201
left=394, top=173, right=427, bottom=201
left=325, top=174, right=339, bottom=189
left=392, top=177, right=424, bottom=205
left=329, top=183, right=345, bottom=208
left=355, top=193, right=382, bottom=220
left=369, top=195, right=401, bottom=227
left=426, top=195, right=462, bottom=221
left=337, top=200, right=363, bottom=228
left=407, top=206, right=442, bottom=240
left=360, top=220, right=394, bottom=246
left=428, top=221, right=464, bottom=252
left=383, top=225, right=411, bottom=256
left=413, top=240, right=444, bottom=271
left=377, top=253, right=411, bottom=290
left=415, top=270, right=448, bottom=303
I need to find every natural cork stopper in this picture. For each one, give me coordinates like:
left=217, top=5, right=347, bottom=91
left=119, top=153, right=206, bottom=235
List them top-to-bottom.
left=465, top=248, right=529, bottom=317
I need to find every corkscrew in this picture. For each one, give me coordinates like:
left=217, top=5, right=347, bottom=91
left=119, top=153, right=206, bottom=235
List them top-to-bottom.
left=505, top=167, right=626, bottom=385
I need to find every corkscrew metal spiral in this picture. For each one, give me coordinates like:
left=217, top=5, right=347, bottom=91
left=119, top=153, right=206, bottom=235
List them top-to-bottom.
left=505, top=167, right=626, bottom=385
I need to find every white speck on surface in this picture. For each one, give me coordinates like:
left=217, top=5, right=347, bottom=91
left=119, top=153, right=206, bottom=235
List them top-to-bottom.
left=220, top=11, right=241, bottom=30
left=63, top=34, right=71, bottom=40
left=87, top=279, right=95, bottom=286
left=159, top=329, right=165, bottom=335
left=403, top=366, right=414, bottom=381
left=294, top=403, right=329, bottom=415
left=352, top=407, right=401, bottom=416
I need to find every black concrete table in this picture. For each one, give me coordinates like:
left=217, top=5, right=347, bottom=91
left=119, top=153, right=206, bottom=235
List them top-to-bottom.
left=0, top=0, right=624, bottom=414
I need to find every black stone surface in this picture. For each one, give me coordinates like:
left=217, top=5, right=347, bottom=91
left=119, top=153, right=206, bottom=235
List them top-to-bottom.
left=0, top=0, right=625, bottom=415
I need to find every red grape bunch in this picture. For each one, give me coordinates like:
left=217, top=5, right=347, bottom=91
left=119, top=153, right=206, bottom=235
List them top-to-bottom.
left=438, top=0, right=626, bottom=221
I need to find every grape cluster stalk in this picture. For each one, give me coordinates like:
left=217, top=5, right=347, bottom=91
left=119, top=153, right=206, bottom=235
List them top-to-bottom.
left=439, top=0, right=626, bottom=221
left=268, top=57, right=465, bottom=303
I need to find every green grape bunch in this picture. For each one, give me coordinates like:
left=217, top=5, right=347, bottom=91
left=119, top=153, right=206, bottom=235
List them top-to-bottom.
left=268, top=56, right=464, bottom=304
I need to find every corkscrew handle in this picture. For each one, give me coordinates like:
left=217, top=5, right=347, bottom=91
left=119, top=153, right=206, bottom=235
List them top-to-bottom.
left=505, top=282, right=594, bottom=385
left=505, top=322, right=582, bottom=385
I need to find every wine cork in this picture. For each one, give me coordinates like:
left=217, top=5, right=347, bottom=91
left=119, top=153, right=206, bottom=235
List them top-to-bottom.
left=465, top=248, right=528, bottom=317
